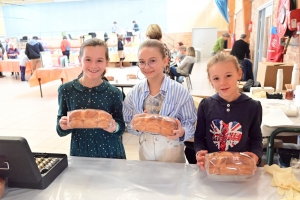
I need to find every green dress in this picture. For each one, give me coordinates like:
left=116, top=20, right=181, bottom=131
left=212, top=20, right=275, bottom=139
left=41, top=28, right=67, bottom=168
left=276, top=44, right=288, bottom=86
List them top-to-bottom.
left=56, top=78, right=126, bottom=159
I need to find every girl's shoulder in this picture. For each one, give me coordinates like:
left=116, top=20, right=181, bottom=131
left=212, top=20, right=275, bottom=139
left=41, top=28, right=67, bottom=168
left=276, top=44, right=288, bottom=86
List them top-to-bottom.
left=58, top=79, right=76, bottom=91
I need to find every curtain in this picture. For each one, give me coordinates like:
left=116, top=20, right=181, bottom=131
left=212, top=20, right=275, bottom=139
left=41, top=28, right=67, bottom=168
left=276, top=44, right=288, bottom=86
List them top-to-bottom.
left=214, top=0, right=229, bottom=23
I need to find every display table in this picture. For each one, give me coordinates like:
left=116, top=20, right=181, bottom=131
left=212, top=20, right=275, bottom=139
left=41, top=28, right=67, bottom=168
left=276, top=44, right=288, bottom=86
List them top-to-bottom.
left=0, top=60, right=32, bottom=76
left=28, top=66, right=82, bottom=97
left=1, top=157, right=282, bottom=200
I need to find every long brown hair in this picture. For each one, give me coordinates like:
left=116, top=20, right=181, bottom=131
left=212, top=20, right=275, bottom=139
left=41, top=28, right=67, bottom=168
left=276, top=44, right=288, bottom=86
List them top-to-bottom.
left=79, top=38, right=108, bottom=77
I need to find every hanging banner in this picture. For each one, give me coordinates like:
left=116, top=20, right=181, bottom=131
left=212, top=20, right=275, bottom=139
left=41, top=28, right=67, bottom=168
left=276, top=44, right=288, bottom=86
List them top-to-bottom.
left=267, top=26, right=284, bottom=62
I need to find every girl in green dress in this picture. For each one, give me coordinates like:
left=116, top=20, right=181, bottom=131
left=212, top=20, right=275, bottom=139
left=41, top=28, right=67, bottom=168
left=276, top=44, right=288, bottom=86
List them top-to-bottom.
left=56, top=38, right=126, bottom=159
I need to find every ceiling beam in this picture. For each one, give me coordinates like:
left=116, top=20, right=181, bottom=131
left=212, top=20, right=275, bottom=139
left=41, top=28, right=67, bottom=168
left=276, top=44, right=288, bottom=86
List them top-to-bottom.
left=228, top=0, right=235, bottom=47
left=242, top=0, right=252, bottom=43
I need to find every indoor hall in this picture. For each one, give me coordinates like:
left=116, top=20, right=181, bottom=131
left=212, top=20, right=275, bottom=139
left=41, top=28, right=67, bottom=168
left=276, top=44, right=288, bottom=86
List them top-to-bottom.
left=0, top=0, right=300, bottom=199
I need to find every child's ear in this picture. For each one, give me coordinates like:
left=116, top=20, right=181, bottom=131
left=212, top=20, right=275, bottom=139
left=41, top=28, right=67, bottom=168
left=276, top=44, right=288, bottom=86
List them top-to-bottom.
left=163, top=56, right=168, bottom=68
left=238, top=68, right=243, bottom=80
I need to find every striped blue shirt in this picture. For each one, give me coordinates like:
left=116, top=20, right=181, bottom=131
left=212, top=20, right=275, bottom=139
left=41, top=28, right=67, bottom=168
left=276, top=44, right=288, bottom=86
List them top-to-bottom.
left=123, top=75, right=197, bottom=142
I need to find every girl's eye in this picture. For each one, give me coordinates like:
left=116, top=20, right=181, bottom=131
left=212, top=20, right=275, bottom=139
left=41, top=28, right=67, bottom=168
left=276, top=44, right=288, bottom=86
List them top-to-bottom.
left=85, top=59, right=91, bottom=61
left=149, top=59, right=156, bottom=64
left=97, top=60, right=103, bottom=62
left=227, top=74, right=232, bottom=77
left=213, top=77, right=219, bottom=81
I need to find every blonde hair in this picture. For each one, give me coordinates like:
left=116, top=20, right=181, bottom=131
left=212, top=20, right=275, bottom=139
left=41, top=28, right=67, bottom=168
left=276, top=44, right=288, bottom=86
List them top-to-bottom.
left=146, top=24, right=162, bottom=40
left=79, top=38, right=109, bottom=60
left=138, top=39, right=166, bottom=59
left=179, top=46, right=186, bottom=51
left=186, top=47, right=195, bottom=57
left=207, top=53, right=240, bottom=76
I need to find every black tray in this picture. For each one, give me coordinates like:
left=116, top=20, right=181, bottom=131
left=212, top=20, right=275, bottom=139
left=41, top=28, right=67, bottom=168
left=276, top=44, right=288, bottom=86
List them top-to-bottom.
left=0, top=136, right=68, bottom=189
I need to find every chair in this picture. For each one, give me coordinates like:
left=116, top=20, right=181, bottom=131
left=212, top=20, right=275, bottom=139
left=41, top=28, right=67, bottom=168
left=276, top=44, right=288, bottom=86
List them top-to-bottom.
left=88, top=32, right=96, bottom=38
left=68, top=34, right=78, bottom=40
left=20, top=36, right=28, bottom=42
left=240, top=59, right=254, bottom=81
left=177, top=63, right=194, bottom=92
left=185, top=63, right=194, bottom=92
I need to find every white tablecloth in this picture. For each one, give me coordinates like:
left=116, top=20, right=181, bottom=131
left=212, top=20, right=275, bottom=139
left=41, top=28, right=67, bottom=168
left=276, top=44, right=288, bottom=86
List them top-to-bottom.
left=1, top=157, right=284, bottom=200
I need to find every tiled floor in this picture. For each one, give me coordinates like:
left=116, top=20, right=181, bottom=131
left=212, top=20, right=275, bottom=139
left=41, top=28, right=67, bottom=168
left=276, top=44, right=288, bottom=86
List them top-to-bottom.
left=0, top=58, right=213, bottom=160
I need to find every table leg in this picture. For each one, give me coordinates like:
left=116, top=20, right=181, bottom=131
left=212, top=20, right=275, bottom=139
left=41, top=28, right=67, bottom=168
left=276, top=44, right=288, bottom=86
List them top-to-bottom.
left=38, top=78, right=43, bottom=98
left=61, top=78, right=64, bottom=84
left=266, top=127, right=300, bottom=165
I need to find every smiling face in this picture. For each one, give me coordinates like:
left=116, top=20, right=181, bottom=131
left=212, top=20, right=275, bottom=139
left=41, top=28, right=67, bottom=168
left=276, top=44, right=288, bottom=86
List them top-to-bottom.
left=79, top=46, right=109, bottom=81
left=138, top=47, right=167, bottom=80
left=208, top=61, right=242, bottom=102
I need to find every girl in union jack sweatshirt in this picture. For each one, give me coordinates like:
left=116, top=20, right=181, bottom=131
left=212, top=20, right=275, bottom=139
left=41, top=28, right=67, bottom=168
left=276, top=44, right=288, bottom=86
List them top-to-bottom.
left=194, top=53, right=263, bottom=170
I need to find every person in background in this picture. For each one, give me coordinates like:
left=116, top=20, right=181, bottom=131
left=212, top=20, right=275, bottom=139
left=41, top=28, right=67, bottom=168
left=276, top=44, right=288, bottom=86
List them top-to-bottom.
left=132, top=20, right=139, bottom=32
left=132, top=20, right=140, bottom=42
left=112, top=21, right=118, bottom=34
left=145, top=24, right=171, bottom=76
left=212, top=33, right=230, bottom=55
left=230, top=34, right=250, bottom=62
left=230, top=34, right=252, bottom=81
left=117, top=35, right=125, bottom=68
left=25, top=36, right=44, bottom=73
left=61, top=36, right=71, bottom=62
left=4, top=38, right=9, bottom=57
left=57, top=38, right=126, bottom=158
left=123, top=39, right=197, bottom=163
left=0, top=41, right=5, bottom=78
left=171, top=41, right=183, bottom=59
left=7, top=43, right=20, bottom=76
left=174, top=46, right=186, bottom=63
left=170, top=47, right=195, bottom=82
left=19, top=52, right=29, bottom=82
left=194, top=53, right=263, bottom=170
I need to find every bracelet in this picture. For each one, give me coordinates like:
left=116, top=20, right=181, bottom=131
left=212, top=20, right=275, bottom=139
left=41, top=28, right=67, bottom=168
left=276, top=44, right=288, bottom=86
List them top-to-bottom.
left=113, top=123, right=120, bottom=133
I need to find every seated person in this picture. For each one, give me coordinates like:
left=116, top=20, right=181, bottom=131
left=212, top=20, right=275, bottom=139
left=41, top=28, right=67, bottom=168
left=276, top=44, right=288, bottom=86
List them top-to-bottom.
left=170, top=42, right=183, bottom=59
left=171, top=45, right=186, bottom=66
left=170, top=47, right=195, bottom=82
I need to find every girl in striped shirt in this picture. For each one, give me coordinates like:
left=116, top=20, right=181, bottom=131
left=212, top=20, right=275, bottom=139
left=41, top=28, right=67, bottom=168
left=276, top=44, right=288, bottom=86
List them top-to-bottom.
left=123, top=39, right=197, bottom=163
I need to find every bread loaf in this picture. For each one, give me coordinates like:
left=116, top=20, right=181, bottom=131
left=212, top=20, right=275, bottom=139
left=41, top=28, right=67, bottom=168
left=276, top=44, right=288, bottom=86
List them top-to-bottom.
left=127, top=74, right=137, bottom=79
left=106, top=76, right=114, bottom=81
left=68, top=109, right=112, bottom=129
left=131, top=113, right=177, bottom=136
left=205, top=152, right=256, bottom=175
left=0, top=178, right=4, bottom=199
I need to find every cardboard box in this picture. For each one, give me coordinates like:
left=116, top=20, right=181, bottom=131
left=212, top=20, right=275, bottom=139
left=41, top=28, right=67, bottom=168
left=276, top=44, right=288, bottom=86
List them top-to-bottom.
left=257, top=62, right=293, bottom=90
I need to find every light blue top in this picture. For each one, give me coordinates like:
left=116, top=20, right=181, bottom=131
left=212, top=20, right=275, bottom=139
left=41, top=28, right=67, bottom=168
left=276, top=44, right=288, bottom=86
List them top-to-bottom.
left=123, top=75, right=197, bottom=142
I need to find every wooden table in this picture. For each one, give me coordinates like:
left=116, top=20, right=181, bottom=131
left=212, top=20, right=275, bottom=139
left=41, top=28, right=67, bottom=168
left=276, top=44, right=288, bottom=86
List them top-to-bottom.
left=28, top=66, right=82, bottom=98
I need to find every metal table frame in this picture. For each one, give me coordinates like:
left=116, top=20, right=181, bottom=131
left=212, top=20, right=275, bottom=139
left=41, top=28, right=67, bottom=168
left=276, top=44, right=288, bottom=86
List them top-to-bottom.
left=266, top=127, right=300, bottom=165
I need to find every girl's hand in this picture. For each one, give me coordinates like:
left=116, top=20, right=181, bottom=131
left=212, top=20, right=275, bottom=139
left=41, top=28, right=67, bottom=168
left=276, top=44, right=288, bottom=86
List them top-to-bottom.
left=59, top=116, right=70, bottom=130
left=104, top=119, right=117, bottom=133
left=167, top=119, right=184, bottom=140
left=196, top=150, right=208, bottom=170
left=243, top=152, right=259, bottom=166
